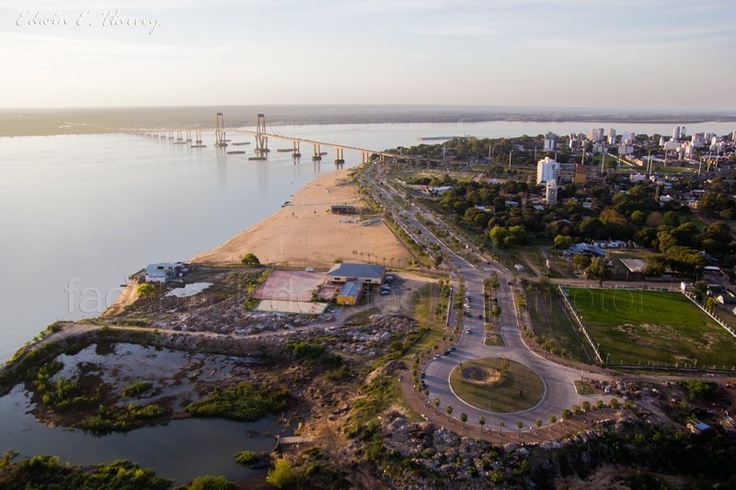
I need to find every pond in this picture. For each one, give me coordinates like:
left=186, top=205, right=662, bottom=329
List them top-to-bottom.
left=0, top=343, right=288, bottom=484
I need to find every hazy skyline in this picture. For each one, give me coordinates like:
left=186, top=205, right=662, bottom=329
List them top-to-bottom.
left=2, top=0, right=735, bottom=111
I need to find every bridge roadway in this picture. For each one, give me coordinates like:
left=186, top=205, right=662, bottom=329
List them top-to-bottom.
left=134, top=127, right=416, bottom=162
left=359, top=163, right=612, bottom=431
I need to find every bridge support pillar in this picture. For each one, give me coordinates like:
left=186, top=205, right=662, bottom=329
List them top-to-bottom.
left=215, top=112, right=227, bottom=148
left=255, top=113, right=269, bottom=153
left=292, top=140, right=301, bottom=158
left=312, top=144, right=322, bottom=161
left=334, top=147, right=344, bottom=164
left=361, top=152, right=369, bottom=164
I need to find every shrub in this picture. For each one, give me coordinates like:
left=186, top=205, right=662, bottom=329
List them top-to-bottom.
left=234, top=450, right=259, bottom=465
left=267, top=458, right=295, bottom=489
left=188, top=475, right=235, bottom=490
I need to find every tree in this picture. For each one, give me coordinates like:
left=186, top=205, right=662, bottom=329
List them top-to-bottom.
left=489, top=226, right=509, bottom=248
left=553, top=234, right=573, bottom=251
left=241, top=253, right=261, bottom=266
left=572, top=254, right=592, bottom=271
left=643, top=254, right=667, bottom=277
left=584, top=257, right=610, bottom=286
left=433, top=397, right=440, bottom=409
left=609, top=398, right=619, bottom=409
left=582, top=401, right=591, bottom=412
left=445, top=405, right=453, bottom=417
left=561, top=409, right=571, bottom=421
left=460, top=412, right=468, bottom=424
left=549, top=415, right=557, bottom=425
left=479, top=416, right=486, bottom=432
left=535, top=419, right=542, bottom=429
left=498, top=420, right=506, bottom=434
left=516, top=421, right=523, bottom=434
left=266, top=458, right=295, bottom=489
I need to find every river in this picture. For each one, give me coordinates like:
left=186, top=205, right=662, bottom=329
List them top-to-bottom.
left=0, top=116, right=734, bottom=481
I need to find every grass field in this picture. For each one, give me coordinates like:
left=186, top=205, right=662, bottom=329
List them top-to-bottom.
left=527, top=286, right=593, bottom=362
left=564, top=288, right=736, bottom=368
left=449, top=358, right=544, bottom=413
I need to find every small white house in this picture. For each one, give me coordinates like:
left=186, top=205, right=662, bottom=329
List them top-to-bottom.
left=144, top=263, right=176, bottom=283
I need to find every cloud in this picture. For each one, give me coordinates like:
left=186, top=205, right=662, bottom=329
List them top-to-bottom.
left=409, top=24, right=498, bottom=37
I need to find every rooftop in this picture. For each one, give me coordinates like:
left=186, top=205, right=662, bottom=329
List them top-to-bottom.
left=327, top=262, right=386, bottom=279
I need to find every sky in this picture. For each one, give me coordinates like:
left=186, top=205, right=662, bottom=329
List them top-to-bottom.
left=1, top=0, right=735, bottom=110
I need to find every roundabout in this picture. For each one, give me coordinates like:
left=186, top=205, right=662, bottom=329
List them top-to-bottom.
left=449, top=358, right=544, bottom=413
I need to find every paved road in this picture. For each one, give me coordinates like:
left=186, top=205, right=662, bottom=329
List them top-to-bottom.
left=359, top=163, right=612, bottom=429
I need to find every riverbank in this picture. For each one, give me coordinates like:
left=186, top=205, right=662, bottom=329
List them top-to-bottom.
left=191, top=169, right=411, bottom=269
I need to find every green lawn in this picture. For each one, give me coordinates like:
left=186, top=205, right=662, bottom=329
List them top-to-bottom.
left=527, top=286, right=592, bottom=362
left=564, top=288, right=736, bottom=367
left=449, top=358, right=544, bottom=413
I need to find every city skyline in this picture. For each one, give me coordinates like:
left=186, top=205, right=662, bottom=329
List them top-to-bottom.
left=2, top=0, right=735, bottom=110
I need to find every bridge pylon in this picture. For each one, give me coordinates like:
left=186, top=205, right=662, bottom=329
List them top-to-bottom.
left=215, top=112, right=227, bottom=148
left=255, top=113, right=269, bottom=154
left=293, top=140, right=301, bottom=158
left=312, top=144, right=322, bottom=161
left=335, top=148, right=345, bottom=164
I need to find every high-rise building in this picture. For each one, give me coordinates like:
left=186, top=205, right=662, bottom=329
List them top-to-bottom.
left=673, top=126, right=681, bottom=141
left=589, top=128, right=605, bottom=142
left=607, top=128, right=617, bottom=145
left=544, top=132, right=558, bottom=151
left=537, top=157, right=560, bottom=184
left=545, top=180, right=558, bottom=205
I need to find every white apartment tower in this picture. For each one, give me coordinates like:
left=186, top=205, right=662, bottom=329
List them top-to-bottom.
left=673, top=126, right=681, bottom=141
left=607, top=128, right=617, bottom=145
left=537, top=157, right=560, bottom=184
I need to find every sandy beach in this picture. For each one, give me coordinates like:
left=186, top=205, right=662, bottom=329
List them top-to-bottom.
left=192, top=169, right=411, bottom=269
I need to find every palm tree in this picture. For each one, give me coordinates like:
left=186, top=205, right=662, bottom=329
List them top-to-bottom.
left=434, top=397, right=440, bottom=409
left=445, top=405, right=453, bottom=418
left=460, top=413, right=468, bottom=424
left=479, top=416, right=486, bottom=432
left=516, top=421, right=523, bottom=434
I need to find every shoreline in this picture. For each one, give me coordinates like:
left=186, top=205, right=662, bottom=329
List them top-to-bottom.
left=191, top=168, right=411, bottom=269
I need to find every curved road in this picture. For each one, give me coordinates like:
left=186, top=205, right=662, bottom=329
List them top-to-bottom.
left=360, top=163, right=612, bottom=430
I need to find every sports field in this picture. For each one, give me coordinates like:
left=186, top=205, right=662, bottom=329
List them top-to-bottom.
left=564, top=288, right=736, bottom=368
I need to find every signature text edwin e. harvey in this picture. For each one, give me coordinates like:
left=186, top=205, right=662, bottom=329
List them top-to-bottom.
left=16, top=9, right=161, bottom=35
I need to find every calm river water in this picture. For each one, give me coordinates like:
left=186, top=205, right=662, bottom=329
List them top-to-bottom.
left=1, top=117, right=734, bottom=481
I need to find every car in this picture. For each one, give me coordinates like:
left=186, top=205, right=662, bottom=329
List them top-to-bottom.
left=384, top=275, right=394, bottom=283
left=380, top=289, right=390, bottom=295
left=478, top=314, right=483, bottom=319
left=465, top=329, right=472, bottom=334
left=449, top=346, right=457, bottom=352
left=443, top=350, right=451, bottom=356
left=433, top=354, right=441, bottom=360
left=420, top=372, right=425, bottom=379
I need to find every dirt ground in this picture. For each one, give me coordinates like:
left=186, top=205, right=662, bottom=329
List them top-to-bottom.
left=191, top=169, right=412, bottom=269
